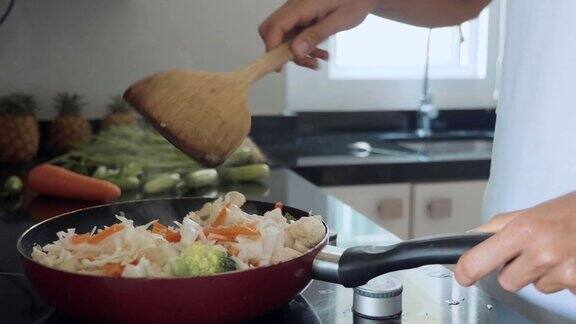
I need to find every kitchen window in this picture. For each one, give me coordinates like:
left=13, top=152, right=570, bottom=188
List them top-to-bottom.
left=286, top=0, right=503, bottom=112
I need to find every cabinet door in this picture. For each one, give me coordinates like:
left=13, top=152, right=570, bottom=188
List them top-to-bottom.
left=413, top=181, right=487, bottom=237
left=324, top=184, right=411, bottom=239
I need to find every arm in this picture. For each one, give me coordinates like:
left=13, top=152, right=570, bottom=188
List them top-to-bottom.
left=259, top=0, right=491, bottom=69
left=374, top=0, right=491, bottom=28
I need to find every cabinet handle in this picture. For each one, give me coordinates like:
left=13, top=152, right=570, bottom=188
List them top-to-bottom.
left=426, top=198, right=452, bottom=219
left=377, top=199, right=403, bottom=220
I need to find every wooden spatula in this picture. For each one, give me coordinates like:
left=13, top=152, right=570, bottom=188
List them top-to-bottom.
left=123, top=43, right=293, bottom=166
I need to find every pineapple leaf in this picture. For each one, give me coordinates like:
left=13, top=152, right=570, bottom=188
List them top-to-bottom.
left=53, top=92, right=84, bottom=116
left=0, top=93, right=37, bottom=115
left=107, top=95, right=132, bottom=113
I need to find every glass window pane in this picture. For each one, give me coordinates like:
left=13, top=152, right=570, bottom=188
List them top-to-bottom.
left=335, top=15, right=466, bottom=68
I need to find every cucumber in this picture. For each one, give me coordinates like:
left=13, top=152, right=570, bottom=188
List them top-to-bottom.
left=223, top=146, right=253, bottom=167
left=122, top=163, right=143, bottom=177
left=218, top=164, right=270, bottom=182
left=92, top=166, right=109, bottom=179
left=93, top=166, right=140, bottom=190
left=185, top=169, right=218, bottom=188
left=142, top=172, right=176, bottom=182
left=143, top=173, right=180, bottom=194
left=2, top=176, right=23, bottom=195
left=110, top=176, right=141, bottom=191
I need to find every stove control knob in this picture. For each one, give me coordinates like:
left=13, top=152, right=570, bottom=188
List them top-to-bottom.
left=353, top=274, right=403, bottom=320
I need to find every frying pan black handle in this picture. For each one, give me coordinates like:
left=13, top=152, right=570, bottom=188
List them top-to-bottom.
left=338, top=232, right=492, bottom=287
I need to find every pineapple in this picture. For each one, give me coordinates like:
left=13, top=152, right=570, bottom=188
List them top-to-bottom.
left=49, top=92, right=92, bottom=152
left=0, top=93, right=40, bottom=163
left=102, top=95, right=140, bottom=129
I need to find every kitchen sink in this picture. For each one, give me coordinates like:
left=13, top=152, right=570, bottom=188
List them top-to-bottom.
left=262, top=129, right=494, bottom=167
left=347, top=130, right=493, bottom=160
left=375, top=130, right=494, bottom=141
left=345, top=138, right=492, bottom=161
left=398, top=139, right=492, bottom=157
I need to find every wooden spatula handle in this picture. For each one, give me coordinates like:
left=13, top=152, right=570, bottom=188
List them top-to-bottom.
left=237, top=42, right=294, bottom=83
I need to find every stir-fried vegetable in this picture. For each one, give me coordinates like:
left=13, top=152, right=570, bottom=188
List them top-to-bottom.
left=31, top=192, right=326, bottom=278
left=151, top=222, right=181, bottom=243
left=171, top=243, right=236, bottom=277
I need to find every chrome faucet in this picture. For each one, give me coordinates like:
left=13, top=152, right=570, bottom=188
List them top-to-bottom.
left=416, top=29, right=438, bottom=138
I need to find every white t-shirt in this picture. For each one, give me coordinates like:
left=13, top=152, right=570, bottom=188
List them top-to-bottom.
left=483, top=0, right=576, bottom=318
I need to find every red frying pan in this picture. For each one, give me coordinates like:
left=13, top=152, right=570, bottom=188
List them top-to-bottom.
left=17, top=198, right=490, bottom=323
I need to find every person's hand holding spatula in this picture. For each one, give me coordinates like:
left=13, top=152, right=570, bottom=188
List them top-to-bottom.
left=123, top=0, right=379, bottom=166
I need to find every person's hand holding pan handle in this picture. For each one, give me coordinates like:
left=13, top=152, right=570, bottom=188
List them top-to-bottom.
left=455, top=192, right=576, bottom=294
left=313, top=232, right=492, bottom=287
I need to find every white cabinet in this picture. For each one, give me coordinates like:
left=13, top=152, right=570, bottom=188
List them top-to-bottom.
left=324, top=180, right=487, bottom=239
left=412, top=181, right=487, bottom=237
left=324, top=184, right=411, bottom=239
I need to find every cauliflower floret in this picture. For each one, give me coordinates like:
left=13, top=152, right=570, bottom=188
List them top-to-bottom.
left=223, top=191, right=246, bottom=207
left=194, top=192, right=248, bottom=226
left=191, top=204, right=213, bottom=225
left=226, top=205, right=253, bottom=226
left=263, top=208, right=286, bottom=225
left=187, top=211, right=202, bottom=224
left=287, top=216, right=325, bottom=251
left=179, top=217, right=203, bottom=245
left=284, top=230, right=295, bottom=249
left=234, top=238, right=264, bottom=265
left=293, top=240, right=309, bottom=253
left=271, top=247, right=302, bottom=264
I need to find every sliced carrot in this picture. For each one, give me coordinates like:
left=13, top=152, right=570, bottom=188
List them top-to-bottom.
left=27, top=164, right=121, bottom=203
left=274, top=201, right=283, bottom=210
left=212, top=208, right=228, bottom=227
left=151, top=222, right=167, bottom=234
left=151, top=222, right=181, bottom=242
left=88, top=224, right=125, bottom=244
left=205, top=225, right=260, bottom=237
left=164, top=230, right=181, bottom=243
left=70, top=233, right=91, bottom=244
left=207, top=233, right=234, bottom=242
left=227, top=244, right=240, bottom=256
left=102, top=262, right=124, bottom=278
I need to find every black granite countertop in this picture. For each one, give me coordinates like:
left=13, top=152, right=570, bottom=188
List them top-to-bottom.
left=249, top=110, right=495, bottom=186
left=253, top=130, right=493, bottom=186
left=2, top=167, right=570, bottom=323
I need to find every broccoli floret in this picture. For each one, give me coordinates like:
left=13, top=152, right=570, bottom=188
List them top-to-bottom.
left=284, top=212, right=297, bottom=223
left=171, top=243, right=236, bottom=277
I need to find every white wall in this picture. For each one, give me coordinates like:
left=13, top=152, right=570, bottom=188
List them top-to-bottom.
left=0, top=0, right=286, bottom=119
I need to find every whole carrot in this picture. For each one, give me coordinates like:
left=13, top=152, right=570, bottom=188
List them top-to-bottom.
left=28, top=164, right=121, bottom=202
